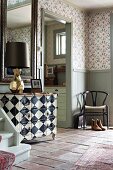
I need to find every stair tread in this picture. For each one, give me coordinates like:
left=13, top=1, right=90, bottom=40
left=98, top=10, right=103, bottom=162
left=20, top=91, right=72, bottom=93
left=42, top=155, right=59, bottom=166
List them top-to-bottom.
left=0, top=131, right=13, bottom=139
left=2, top=144, right=31, bottom=155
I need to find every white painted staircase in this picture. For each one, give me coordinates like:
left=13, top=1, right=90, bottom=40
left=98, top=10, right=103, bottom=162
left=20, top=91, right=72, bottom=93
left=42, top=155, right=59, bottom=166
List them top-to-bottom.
left=0, top=107, right=31, bottom=165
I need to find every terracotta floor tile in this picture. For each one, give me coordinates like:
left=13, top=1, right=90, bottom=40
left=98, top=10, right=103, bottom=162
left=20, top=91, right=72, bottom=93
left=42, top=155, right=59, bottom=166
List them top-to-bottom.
left=13, top=128, right=113, bottom=170
left=41, top=149, right=69, bottom=160
left=30, top=150, right=45, bottom=156
left=58, top=152, right=82, bottom=163
left=29, top=156, right=65, bottom=168
left=15, top=162, right=54, bottom=170
left=56, top=162, right=74, bottom=170
left=12, top=167, right=25, bottom=170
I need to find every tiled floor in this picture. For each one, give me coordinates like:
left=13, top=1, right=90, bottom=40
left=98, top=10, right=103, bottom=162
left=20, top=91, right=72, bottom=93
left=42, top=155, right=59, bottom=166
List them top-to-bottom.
left=12, top=128, right=113, bottom=170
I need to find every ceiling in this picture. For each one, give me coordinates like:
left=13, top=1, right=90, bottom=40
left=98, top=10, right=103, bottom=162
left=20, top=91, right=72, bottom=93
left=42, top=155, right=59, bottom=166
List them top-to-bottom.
left=64, top=0, right=113, bottom=10
left=7, top=5, right=31, bottom=28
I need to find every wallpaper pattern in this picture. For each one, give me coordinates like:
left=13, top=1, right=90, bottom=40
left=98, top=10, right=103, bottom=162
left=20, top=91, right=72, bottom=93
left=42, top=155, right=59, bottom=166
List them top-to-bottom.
left=7, top=0, right=112, bottom=70
left=39, top=0, right=88, bottom=70
left=39, top=1, right=113, bottom=70
left=88, top=10, right=111, bottom=70
left=7, top=27, right=31, bottom=48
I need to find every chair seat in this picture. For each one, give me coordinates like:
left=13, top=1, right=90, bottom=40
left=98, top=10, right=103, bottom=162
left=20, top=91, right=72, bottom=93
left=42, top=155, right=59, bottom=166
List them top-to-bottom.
left=85, top=105, right=106, bottom=109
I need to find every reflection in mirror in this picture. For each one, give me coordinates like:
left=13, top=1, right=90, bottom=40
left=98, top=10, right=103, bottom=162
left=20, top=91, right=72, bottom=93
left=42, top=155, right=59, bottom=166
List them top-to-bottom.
left=0, top=0, right=37, bottom=82
left=6, top=1, right=31, bottom=79
left=44, top=15, right=66, bottom=87
left=54, top=28, right=66, bottom=58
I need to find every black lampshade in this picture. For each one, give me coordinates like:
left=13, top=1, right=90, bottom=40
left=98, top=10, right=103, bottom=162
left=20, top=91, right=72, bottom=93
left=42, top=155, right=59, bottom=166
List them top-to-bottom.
left=5, top=42, right=30, bottom=68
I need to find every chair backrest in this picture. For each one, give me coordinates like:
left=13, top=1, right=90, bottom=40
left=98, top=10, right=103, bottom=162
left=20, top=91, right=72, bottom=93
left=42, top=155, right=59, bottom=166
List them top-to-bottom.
left=83, top=91, right=109, bottom=106
left=76, top=92, right=84, bottom=112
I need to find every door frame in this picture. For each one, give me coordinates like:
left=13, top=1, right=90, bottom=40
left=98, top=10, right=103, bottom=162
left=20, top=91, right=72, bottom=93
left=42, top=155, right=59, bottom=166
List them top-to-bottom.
left=41, top=8, right=73, bottom=127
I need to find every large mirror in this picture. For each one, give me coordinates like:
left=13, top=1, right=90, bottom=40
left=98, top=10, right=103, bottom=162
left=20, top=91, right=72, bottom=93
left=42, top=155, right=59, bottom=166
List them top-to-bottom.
left=0, top=0, right=38, bottom=82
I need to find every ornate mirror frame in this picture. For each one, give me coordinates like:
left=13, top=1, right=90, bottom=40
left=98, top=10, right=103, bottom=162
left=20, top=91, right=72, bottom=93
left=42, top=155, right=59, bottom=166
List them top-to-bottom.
left=0, top=0, right=38, bottom=82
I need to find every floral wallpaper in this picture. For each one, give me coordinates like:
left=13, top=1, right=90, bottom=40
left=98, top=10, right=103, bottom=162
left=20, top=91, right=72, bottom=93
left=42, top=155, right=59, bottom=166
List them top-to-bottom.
left=7, top=0, right=112, bottom=70
left=39, top=0, right=88, bottom=70
left=39, top=0, right=112, bottom=70
left=88, top=10, right=111, bottom=70
left=7, top=26, right=31, bottom=49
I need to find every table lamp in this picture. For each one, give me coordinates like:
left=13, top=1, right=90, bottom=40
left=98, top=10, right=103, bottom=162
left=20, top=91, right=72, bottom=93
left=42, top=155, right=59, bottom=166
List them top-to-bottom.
left=5, top=42, right=30, bottom=93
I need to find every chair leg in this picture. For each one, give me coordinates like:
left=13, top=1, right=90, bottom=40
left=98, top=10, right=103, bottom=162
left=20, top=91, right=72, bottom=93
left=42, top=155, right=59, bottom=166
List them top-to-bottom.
left=106, top=106, right=109, bottom=129
left=103, top=107, right=109, bottom=129
left=103, top=113, right=105, bottom=126
left=83, top=114, right=86, bottom=129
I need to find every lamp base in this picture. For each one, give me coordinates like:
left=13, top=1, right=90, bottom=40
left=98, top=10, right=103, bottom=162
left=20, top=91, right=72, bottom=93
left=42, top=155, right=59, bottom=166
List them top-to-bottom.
left=10, top=69, right=24, bottom=94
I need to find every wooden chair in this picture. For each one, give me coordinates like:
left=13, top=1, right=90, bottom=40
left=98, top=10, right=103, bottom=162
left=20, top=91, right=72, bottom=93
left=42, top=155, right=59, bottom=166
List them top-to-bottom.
left=82, top=91, right=109, bottom=129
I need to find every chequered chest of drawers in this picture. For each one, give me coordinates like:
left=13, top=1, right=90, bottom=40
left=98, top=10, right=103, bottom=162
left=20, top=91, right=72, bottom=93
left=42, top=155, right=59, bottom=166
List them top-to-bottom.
left=0, top=93, right=57, bottom=141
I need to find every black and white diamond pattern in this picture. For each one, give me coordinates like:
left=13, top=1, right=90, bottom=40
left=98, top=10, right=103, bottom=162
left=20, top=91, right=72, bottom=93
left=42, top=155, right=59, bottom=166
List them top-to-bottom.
left=0, top=93, right=57, bottom=141
left=1, top=95, right=9, bottom=105
left=40, top=95, right=46, bottom=104
left=47, top=95, right=55, bottom=103
left=11, top=96, right=19, bottom=105
left=20, top=96, right=30, bottom=106
left=31, top=96, right=38, bottom=105
left=39, top=105, right=47, bottom=114
left=3, top=106, right=9, bottom=113
left=31, top=106, right=38, bottom=115
left=10, top=107, right=19, bottom=116
left=20, top=107, right=29, bottom=115
left=39, top=114, right=47, bottom=123
left=31, top=116, right=38, bottom=124
left=12, top=117, right=19, bottom=126
left=20, top=117, right=29, bottom=126
left=39, top=124, right=47, bottom=133
left=31, top=126, right=38, bottom=134
left=20, top=127, right=29, bottom=136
